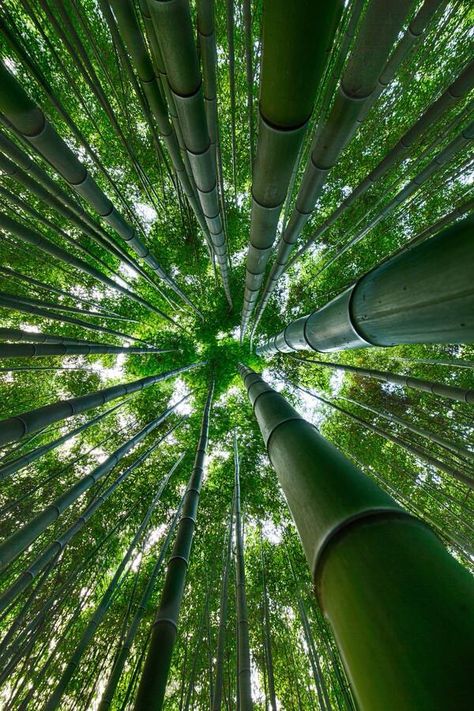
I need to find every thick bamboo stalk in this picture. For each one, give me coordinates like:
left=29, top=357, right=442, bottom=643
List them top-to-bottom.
left=107, top=0, right=207, bottom=229
left=147, top=0, right=232, bottom=305
left=241, top=0, right=343, bottom=334
left=273, top=0, right=414, bottom=259
left=0, top=61, right=202, bottom=316
left=253, top=61, right=474, bottom=329
left=256, top=216, right=474, bottom=356
left=0, top=342, right=168, bottom=358
left=288, top=354, right=474, bottom=405
left=0, top=361, right=199, bottom=447
left=239, top=365, right=474, bottom=710
left=133, top=381, right=214, bottom=710
left=0, top=398, right=185, bottom=573
left=0, top=400, right=126, bottom=482
left=0, top=423, right=183, bottom=612
left=234, top=432, right=253, bottom=710
left=44, top=453, right=182, bottom=710
left=97, top=489, right=186, bottom=711
left=212, top=500, right=234, bottom=711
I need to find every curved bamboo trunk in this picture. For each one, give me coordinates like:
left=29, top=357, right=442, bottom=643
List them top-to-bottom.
left=147, top=0, right=232, bottom=306
left=241, top=0, right=342, bottom=334
left=0, top=61, right=201, bottom=317
left=253, top=62, right=474, bottom=330
left=257, top=216, right=474, bottom=356
left=0, top=342, right=168, bottom=358
left=288, top=354, right=474, bottom=405
left=0, top=361, right=199, bottom=447
left=239, top=365, right=474, bottom=711
left=133, top=381, right=214, bottom=710
left=0, top=397, right=187, bottom=573
left=234, top=432, right=253, bottom=710
left=44, top=455, right=181, bottom=710
left=97, top=488, right=186, bottom=711
left=212, top=499, right=234, bottom=711
left=298, top=600, right=332, bottom=711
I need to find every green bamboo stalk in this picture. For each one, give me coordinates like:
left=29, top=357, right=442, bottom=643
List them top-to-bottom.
left=107, top=0, right=205, bottom=226
left=147, top=0, right=232, bottom=305
left=241, top=0, right=343, bottom=334
left=270, top=0, right=415, bottom=267
left=0, top=61, right=202, bottom=316
left=252, top=61, right=474, bottom=332
left=0, top=129, right=153, bottom=282
left=0, top=210, right=174, bottom=321
left=257, top=216, right=474, bottom=356
left=0, top=264, right=128, bottom=319
left=0, top=290, right=151, bottom=344
left=0, top=327, right=114, bottom=347
left=0, top=342, right=169, bottom=358
left=288, top=354, right=474, bottom=404
left=0, top=361, right=199, bottom=447
left=239, top=364, right=474, bottom=711
left=133, top=380, right=214, bottom=710
left=294, top=384, right=474, bottom=489
left=336, top=393, right=473, bottom=462
left=0, top=397, right=186, bottom=573
left=0, top=400, right=127, bottom=482
left=0, top=422, right=185, bottom=617
left=234, top=432, right=253, bottom=710
left=44, top=453, right=181, bottom=710
left=97, top=488, right=186, bottom=711
left=212, top=499, right=234, bottom=711
left=260, top=538, right=276, bottom=711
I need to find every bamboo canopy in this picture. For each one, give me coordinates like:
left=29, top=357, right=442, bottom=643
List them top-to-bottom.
left=0, top=0, right=472, bottom=709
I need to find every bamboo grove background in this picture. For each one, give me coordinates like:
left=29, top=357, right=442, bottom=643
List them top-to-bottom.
left=0, top=0, right=472, bottom=709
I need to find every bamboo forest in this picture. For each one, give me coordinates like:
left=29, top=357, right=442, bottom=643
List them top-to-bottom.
left=0, top=0, right=473, bottom=709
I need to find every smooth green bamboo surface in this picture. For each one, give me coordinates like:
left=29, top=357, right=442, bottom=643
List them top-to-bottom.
left=239, top=365, right=474, bottom=711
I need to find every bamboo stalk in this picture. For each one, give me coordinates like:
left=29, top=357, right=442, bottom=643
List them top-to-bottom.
left=239, top=364, right=474, bottom=710
left=133, top=380, right=214, bottom=710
